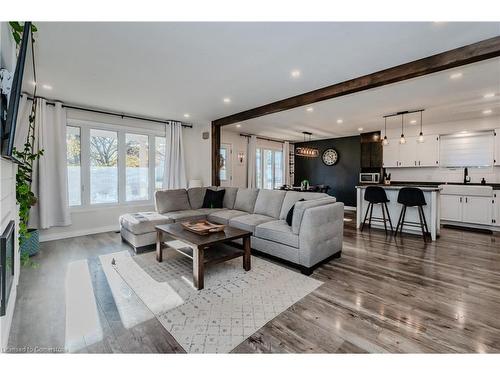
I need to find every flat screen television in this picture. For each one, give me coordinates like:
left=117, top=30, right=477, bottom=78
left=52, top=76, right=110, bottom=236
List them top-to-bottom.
left=0, top=22, right=33, bottom=160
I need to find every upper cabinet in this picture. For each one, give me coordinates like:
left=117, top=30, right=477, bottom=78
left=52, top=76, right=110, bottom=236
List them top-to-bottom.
left=495, top=129, right=500, bottom=166
left=360, top=132, right=383, bottom=168
left=383, top=135, right=439, bottom=168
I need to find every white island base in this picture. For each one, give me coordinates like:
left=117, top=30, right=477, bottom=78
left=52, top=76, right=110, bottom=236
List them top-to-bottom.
left=356, top=185, right=441, bottom=241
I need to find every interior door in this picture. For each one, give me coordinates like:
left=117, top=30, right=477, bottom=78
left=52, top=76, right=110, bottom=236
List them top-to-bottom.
left=440, top=195, right=463, bottom=222
left=462, top=196, right=492, bottom=225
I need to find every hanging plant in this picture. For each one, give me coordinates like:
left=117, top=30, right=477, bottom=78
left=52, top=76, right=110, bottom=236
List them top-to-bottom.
left=9, top=22, right=42, bottom=266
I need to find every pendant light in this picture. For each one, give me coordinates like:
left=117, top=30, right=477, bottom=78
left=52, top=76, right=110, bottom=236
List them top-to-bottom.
left=417, top=110, right=425, bottom=143
left=399, top=113, right=406, bottom=144
left=382, top=117, right=389, bottom=145
left=295, top=132, right=319, bottom=157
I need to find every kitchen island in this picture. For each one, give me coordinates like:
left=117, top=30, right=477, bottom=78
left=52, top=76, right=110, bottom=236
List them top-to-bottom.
left=356, top=185, right=441, bottom=241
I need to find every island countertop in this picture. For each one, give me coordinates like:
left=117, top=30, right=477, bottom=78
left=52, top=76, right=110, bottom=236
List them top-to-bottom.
left=356, top=184, right=442, bottom=192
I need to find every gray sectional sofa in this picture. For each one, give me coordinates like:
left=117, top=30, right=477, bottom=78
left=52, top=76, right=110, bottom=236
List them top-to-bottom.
left=119, top=186, right=344, bottom=274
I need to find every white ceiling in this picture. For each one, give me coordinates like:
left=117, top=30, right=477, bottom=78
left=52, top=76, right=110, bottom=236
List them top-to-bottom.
left=29, top=22, right=500, bottom=126
left=227, top=57, right=500, bottom=140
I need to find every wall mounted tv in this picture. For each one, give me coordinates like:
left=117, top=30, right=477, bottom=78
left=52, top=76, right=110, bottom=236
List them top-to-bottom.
left=0, top=22, right=33, bottom=160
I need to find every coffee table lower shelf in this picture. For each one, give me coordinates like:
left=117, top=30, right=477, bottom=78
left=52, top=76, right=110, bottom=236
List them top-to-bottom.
left=155, top=223, right=252, bottom=290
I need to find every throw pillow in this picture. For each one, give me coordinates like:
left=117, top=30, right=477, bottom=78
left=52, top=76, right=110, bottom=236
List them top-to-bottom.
left=202, top=189, right=225, bottom=209
left=286, top=198, right=305, bottom=226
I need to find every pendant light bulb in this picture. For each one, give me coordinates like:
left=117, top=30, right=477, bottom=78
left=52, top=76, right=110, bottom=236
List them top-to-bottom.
left=417, top=110, right=425, bottom=143
left=399, top=113, right=406, bottom=144
left=382, top=117, right=389, bottom=146
left=417, top=132, right=425, bottom=143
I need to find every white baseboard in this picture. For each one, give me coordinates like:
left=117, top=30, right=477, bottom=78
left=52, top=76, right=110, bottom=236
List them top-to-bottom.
left=39, top=225, right=120, bottom=242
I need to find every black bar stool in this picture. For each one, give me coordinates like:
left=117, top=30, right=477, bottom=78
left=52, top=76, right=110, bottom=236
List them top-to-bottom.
left=361, top=186, right=393, bottom=235
left=395, top=187, right=430, bottom=242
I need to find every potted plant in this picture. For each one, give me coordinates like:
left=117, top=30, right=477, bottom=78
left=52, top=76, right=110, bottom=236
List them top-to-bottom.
left=10, top=22, right=43, bottom=264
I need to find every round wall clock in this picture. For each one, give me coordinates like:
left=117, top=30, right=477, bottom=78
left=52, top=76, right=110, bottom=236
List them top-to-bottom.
left=322, top=148, right=338, bottom=166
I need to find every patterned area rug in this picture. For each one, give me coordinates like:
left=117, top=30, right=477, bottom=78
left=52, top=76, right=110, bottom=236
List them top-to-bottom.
left=100, top=248, right=322, bottom=353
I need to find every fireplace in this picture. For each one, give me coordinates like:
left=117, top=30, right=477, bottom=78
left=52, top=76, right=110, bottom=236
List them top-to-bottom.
left=1, top=220, right=15, bottom=316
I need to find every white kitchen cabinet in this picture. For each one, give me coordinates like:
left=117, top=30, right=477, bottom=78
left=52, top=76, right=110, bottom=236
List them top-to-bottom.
left=495, top=129, right=500, bottom=166
left=383, top=135, right=440, bottom=168
left=417, top=135, right=440, bottom=167
left=399, top=137, right=418, bottom=167
left=382, top=141, right=400, bottom=168
left=493, top=191, right=500, bottom=226
left=441, top=194, right=493, bottom=225
left=441, top=195, right=463, bottom=221
left=462, top=196, right=492, bottom=225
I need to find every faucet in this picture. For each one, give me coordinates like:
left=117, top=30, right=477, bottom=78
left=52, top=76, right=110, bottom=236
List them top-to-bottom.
left=464, top=167, right=471, bottom=184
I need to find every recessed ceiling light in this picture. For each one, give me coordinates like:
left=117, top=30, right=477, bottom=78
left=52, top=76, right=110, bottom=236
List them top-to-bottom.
left=290, top=69, right=301, bottom=78
left=450, top=72, right=463, bottom=80
left=42, top=84, right=52, bottom=90
left=483, top=93, right=495, bottom=99
left=223, top=97, right=231, bottom=103
left=306, top=107, right=314, bottom=112
left=482, top=109, right=492, bottom=115
left=183, top=113, right=190, bottom=118
left=336, top=119, right=343, bottom=124
left=410, top=120, right=417, bottom=124
left=235, top=124, right=241, bottom=128
left=358, top=127, right=364, bottom=132
left=461, top=130, right=468, bottom=134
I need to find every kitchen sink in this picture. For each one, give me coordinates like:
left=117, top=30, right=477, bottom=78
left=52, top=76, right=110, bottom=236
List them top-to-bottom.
left=439, top=184, right=493, bottom=197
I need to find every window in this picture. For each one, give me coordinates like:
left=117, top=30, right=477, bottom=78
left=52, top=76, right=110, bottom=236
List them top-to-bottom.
left=67, top=120, right=169, bottom=208
left=66, top=126, right=81, bottom=206
left=90, top=129, right=118, bottom=204
left=126, top=133, right=149, bottom=201
left=155, top=136, right=166, bottom=190
left=219, top=144, right=231, bottom=182
left=256, top=148, right=283, bottom=189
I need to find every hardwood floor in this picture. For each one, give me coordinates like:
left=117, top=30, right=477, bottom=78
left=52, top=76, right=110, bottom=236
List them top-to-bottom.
left=8, top=212, right=500, bottom=353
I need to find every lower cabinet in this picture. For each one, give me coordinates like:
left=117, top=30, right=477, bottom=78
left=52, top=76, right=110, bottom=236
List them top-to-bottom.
left=494, top=191, right=500, bottom=226
left=441, top=194, right=493, bottom=225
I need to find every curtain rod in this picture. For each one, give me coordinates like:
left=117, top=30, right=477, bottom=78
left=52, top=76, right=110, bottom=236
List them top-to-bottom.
left=23, top=94, right=193, bottom=128
left=239, top=133, right=290, bottom=144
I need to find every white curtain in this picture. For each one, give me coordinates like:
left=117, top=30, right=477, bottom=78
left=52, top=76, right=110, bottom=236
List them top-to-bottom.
left=15, top=98, right=71, bottom=229
left=163, top=121, right=187, bottom=189
left=246, top=135, right=257, bottom=188
left=283, top=141, right=291, bottom=186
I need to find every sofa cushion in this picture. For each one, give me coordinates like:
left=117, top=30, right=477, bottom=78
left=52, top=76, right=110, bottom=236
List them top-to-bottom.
left=218, top=186, right=238, bottom=209
left=187, top=187, right=210, bottom=209
left=233, top=188, right=259, bottom=213
left=155, top=189, right=191, bottom=213
left=202, top=189, right=225, bottom=208
left=253, top=190, right=286, bottom=218
left=279, top=191, right=330, bottom=219
left=292, top=197, right=337, bottom=234
left=194, top=208, right=226, bottom=216
left=207, top=209, right=247, bottom=225
left=163, top=210, right=207, bottom=222
left=119, top=212, right=173, bottom=235
left=229, top=214, right=275, bottom=233
left=254, top=220, right=299, bottom=248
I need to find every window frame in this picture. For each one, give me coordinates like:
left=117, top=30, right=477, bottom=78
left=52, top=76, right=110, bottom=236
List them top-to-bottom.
left=67, top=118, right=165, bottom=211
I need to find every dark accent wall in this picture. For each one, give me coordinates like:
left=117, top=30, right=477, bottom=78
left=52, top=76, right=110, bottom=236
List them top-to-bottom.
left=294, top=135, right=360, bottom=207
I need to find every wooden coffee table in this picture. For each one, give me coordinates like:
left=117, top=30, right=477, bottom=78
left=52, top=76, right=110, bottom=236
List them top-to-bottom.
left=155, top=222, right=252, bottom=290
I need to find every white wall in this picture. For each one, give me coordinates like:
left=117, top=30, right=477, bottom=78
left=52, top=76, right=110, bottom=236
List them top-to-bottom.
left=39, top=109, right=211, bottom=242
left=383, top=116, right=500, bottom=184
